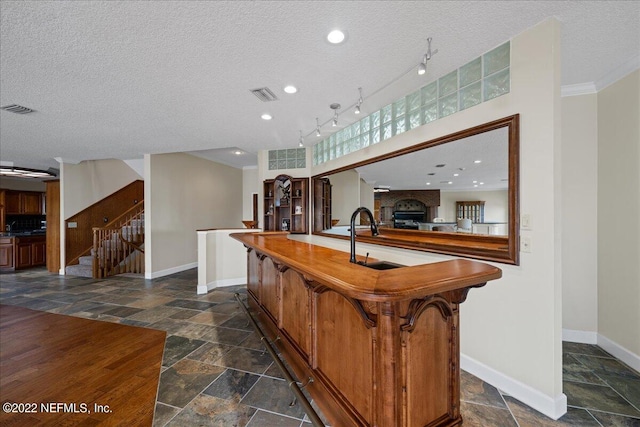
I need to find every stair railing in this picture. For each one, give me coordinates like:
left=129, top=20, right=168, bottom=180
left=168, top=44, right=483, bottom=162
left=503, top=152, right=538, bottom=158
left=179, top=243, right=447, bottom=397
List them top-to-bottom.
left=92, top=202, right=145, bottom=278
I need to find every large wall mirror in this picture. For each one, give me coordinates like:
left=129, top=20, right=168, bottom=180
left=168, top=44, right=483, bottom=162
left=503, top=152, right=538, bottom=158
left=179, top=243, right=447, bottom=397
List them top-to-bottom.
left=312, top=114, right=520, bottom=265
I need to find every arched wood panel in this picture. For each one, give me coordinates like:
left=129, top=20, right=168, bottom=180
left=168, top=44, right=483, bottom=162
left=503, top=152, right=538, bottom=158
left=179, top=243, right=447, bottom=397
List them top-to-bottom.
left=314, top=289, right=374, bottom=425
left=403, top=300, right=459, bottom=426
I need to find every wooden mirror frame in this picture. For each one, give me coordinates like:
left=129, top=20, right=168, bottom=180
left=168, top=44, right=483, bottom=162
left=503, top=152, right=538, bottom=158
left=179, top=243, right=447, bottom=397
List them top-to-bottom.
left=311, top=114, right=520, bottom=265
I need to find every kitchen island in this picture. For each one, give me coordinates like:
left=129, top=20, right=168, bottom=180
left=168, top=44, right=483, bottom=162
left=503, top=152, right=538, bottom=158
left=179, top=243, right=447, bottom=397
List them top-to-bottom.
left=0, top=232, right=46, bottom=271
left=231, top=232, right=502, bottom=427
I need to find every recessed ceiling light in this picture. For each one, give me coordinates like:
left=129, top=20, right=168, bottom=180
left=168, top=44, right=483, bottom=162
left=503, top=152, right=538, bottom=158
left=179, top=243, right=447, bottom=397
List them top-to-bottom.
left=327, top=29, right=346, bottom=44
left=283, top=85, right=297, bottom=94
left=261, top=113, right=272, bottom=120
left=233, top=151, right=243, bottom=155
left=474, top=160, right=482, bottom=164
left=453, top=173, right=459, bottom=177
left=473, top=180, right=478, bottom=184
left=448, top=181, right=453, bottom=184
left=426, top=182, right=431, bottom=186
left=479, top=182, right=485, bottom=185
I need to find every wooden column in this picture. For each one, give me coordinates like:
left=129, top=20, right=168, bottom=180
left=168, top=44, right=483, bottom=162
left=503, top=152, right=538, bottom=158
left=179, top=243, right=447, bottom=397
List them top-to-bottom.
left=45, top=180, right=60, bottom=273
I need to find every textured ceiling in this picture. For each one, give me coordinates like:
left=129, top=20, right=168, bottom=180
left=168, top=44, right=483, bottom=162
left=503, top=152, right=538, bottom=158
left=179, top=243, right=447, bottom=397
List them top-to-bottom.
left=1, top=1, right=638, bottom=172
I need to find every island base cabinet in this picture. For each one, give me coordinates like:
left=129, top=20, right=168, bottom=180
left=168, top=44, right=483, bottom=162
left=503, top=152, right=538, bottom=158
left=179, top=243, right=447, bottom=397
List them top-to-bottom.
left=0, top=238, right=14, bottom=269
left=245, top=247, right=464, bottom=427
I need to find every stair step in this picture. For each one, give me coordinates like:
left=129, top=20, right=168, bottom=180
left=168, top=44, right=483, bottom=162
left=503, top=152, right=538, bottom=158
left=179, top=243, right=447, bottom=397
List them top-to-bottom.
left=79, top=256, right=93, bottom=266
left=65, top=264, right=93, bottom=278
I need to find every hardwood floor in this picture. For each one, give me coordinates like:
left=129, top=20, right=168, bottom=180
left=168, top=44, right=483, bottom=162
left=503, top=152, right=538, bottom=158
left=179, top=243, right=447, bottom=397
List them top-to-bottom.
left=0, top=304, right=166, bottom=426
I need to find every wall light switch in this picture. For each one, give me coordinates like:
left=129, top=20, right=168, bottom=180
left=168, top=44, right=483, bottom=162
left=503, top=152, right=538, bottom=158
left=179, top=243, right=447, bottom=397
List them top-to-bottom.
left=521, top=214, right=531, bottom=229
left=67, top=222, right=77, bottom=228
left=520, top=236, right=531, bottom=253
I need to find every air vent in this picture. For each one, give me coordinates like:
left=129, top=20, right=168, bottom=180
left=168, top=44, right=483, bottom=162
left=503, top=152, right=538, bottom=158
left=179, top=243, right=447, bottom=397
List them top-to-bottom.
left=250, top=87, right=278, bottom=102
left=1, top=104, right=34, bottom=114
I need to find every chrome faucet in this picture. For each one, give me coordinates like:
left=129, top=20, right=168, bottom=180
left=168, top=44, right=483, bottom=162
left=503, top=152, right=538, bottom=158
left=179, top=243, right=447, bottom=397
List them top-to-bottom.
left=350, top=207, right=379, bottom=264
left=6, top=221, right=16, bottom=233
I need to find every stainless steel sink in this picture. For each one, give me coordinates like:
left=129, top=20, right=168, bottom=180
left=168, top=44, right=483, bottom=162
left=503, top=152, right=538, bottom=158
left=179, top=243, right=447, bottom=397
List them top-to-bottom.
left=362, top=261, right=405, bottom=270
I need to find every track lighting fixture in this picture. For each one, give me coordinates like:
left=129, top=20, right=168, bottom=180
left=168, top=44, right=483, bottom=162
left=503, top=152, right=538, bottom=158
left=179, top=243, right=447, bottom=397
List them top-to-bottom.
left=417, top=37, right=437, bottom=75
left=355, top=87, right=363, bottom=114
left=330, top=103, right=341, bottom=127
left=315, top=118, right=321, bottom=137
left=299, top=130, right=304, bottom=147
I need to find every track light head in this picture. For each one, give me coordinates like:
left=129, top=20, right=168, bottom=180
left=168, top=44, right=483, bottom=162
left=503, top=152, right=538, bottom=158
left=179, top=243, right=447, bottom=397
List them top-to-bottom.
left=417, top=37, right=437, bottom=76
left=418, top=57, right=427, bottom=75
left=355, top=87, right=363, bottom=114
left=330, top=103, right=341, bottom=127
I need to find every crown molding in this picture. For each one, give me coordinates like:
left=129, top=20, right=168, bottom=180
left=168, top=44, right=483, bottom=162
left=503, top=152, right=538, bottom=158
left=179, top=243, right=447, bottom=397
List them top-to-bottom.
left=561, top=55, right=640, bottom=97
left=561, top=83, right=597, bottom=97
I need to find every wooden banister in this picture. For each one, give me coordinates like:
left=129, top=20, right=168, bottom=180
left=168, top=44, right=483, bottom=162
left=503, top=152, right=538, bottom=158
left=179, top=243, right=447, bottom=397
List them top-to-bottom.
left=92, top=202, right=145, bottom=278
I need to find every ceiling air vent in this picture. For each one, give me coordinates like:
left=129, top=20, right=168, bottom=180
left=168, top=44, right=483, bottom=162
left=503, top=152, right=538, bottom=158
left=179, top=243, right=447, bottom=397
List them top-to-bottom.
left=250, top=87, right=278, bottom=102
left=1, top=104, right=34, bottom=114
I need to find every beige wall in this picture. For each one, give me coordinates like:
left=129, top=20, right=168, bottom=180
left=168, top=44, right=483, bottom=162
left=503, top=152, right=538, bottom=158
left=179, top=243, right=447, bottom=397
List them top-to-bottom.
left=300, top=19, right=565, bottom=417
left=597, top=70, right=640, bottom=357
left=561, top=94, right=599, bottom=336
left=145, top=153, right=243, bottom=277
left=62, top=159, right=142, bottom=218
left=331, top=169, right=362, bottom=226
left=0, top=176, right=47, bottom=191
left=360, top=179, right=375, bottom=214
left=439, top=190, right=508, bottom=223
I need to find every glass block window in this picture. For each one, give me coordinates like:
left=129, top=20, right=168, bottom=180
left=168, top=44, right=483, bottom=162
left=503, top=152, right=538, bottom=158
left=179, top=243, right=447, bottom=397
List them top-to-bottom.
left=312, top=41, right=510, bottom=166
left=268, top=148, right=306, bottom=170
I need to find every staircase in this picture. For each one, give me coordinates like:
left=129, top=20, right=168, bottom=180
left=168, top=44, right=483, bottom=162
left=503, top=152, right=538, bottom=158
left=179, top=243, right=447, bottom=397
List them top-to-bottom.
left=65, top=203, right=145, bottom=279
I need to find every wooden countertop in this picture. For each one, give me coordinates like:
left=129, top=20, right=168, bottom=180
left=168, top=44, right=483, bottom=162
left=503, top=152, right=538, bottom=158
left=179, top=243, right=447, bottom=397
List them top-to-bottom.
left=231, top=232, right=502, bottom=302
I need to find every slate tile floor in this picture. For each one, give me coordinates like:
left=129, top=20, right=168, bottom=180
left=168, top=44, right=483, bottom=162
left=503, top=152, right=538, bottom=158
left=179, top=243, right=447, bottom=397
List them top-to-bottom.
left=1, top=268, right=639, bottom=426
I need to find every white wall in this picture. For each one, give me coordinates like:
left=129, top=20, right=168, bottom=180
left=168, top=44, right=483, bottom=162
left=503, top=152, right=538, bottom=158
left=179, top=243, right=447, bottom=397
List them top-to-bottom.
left=299, top=19, right=565, bottom=418
left=597, top=69, right=640, bottom=365
left=561, top=94, right=599, bottom=339
left=145, top=153, right=243, bottom=278
left=63, top=159, right=142, bottom=217
left=439, top=190, right=508, bottom=223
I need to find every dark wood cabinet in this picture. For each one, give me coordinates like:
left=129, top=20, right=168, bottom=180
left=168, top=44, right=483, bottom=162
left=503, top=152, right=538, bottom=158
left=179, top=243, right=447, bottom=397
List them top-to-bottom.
left=263, top=175, right=308, bottom=234
left=313, top=178, right=332, bottom=232
left=4, top=190, right=44, bottom=215
left=4, top=191, right=21, bottom=214
left=0, top=235, right=46, bottom=271
left=0, top=237, right=14, bottom=269
left=16, top=240, right=32, bottom=269
left=32, top=240, right=46, bottom=265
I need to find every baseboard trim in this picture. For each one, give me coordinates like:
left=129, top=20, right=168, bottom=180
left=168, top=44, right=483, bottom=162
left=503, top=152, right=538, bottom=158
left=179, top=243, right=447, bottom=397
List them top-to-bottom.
left=145, top=262, right=197, bottom=279
left=197, top=277, right=246, bottom=294
left=562, top=328, right=598, bottom=344
left=562, top=329, right=640, bottom=372
left=597, top=334, right=640, bottom=372
left=461, top=354, right=567, bottom=420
